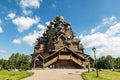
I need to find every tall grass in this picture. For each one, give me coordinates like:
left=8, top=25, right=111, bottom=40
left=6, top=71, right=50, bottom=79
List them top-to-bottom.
left=0, top=70, right=33, bottom=80
left=82, top=70, right=120, bottom=80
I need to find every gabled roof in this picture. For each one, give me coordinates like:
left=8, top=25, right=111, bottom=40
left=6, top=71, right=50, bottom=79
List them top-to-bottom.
left=58, top=34, right=66, bottom=40
left=44, top=46, right=87, bottom=60
left=33, top=53, right=44, bottom=60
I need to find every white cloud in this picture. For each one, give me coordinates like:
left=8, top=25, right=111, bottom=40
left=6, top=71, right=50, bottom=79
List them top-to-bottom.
left=19, top=0, right=42, bottom=15
left=20, top=0, right=41, bottom=9
left=52, top=1, right=57, bottom=8
left=52, top=4, right=56, bottom=8
left=22, top=9, right=32, bottom=15
left=7, top=12, right=16, bottom=19
left=12, top=16, right=40, bottom=32
left=80, top=16, right=120, bottom=57
left=91, top=16, right=117, bottom=34
left=102, top=16, right=116, bottom=25
left=110, top=16, right=116, bottom=21
left=0, top=20, right=3, bottom=33
left=0, top=20, right=2, bottom=24
left=45, top=21, right=50, bottom=26
left=105, top=23, right=120, bottom=36
left=37, top=24, right=46, bottom=30
left=91, top=26, right=100, bottom=33
left=0, top=27, right=3, bottom=33
left=13, top=29, right=45, bottom=46
left=22, top=30, right=40, bottom=46
left=80, top=32, right=107, bottom=48
left=13, top=39, right=21, bottom=44
left=0, top=50, right=7, bottom=53
left=0, top=50, right=10, bottom=59
left=0, top=53, right=11, bottom=59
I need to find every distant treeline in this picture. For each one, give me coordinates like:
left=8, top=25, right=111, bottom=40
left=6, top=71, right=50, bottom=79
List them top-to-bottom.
left=0, top=53, right=31, bottom=70
left=1, top=53, right=120, bottom=70
left=94, top=55, right=120, bottom=69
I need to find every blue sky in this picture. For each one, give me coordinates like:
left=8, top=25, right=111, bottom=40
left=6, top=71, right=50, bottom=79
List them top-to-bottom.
left=0, top=0, right=120, bottom=59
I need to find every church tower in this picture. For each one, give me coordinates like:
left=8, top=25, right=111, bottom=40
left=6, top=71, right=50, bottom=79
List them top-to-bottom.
left=31, top=15, right=93, bottom=68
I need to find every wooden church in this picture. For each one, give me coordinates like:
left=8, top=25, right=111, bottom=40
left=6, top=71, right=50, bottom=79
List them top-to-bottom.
left=31, top=15, right=93, bottom=68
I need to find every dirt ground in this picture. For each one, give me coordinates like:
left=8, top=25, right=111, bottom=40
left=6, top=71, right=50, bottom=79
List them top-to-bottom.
left=22, top=68, right=87, bottom=80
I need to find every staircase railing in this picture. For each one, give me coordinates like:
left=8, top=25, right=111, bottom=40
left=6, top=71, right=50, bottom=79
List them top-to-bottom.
left=43, top=56, right=58, bottom=67
left=71, top=56, right=86, bottom=68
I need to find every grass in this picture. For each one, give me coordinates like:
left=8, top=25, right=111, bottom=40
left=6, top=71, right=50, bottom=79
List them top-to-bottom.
left=0, top=70, right=33, bottom=80
left=82, top=70, right=120, bottom=80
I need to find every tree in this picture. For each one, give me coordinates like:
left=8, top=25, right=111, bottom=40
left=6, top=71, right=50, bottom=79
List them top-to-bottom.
left=1, top=53, right=31, bottom=70
left=8, top=53, right=15, bottom=69
left=19, top=54, right=31, bottom=70
left=96, top=55, right=115, bottom=69
left=106, top=55, right=115, bottom=70
left=96, top=56, right=106, bottom=69
left=114, top=57, right=120, bottom=69
left=0, top=59, right=4, bottom=69
left=2, top=60, right=9, bottom=70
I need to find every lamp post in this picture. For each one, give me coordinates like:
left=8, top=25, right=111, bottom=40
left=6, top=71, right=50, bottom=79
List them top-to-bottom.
left=92, top=47, right=99, bottom=77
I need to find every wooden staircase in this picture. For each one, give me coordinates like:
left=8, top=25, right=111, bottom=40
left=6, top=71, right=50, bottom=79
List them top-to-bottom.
left=43, top=55, right=86, bottom=68
left=43, top=56, right=58, bottom=67
left=71, top=56, right=86, bottom=68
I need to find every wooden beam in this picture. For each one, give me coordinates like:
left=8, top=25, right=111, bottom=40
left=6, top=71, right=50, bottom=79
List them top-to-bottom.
left=43, top=59, right=44, bottom=68
left=33, top=60, right=36, bottom=68
left=88, top=62, right=90, bottom=72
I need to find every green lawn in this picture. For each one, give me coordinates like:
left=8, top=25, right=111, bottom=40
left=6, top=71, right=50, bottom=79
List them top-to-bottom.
left=0, top=70, right=33, bottom=80
left=82, top=70, right=120, bottom=80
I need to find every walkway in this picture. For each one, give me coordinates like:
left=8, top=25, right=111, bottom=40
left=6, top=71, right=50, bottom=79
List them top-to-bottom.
left=22, top=69, right=87, bottom=80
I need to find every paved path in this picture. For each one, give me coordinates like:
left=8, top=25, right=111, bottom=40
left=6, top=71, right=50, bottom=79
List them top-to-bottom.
left=22, top=69, right=87, bottom=80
